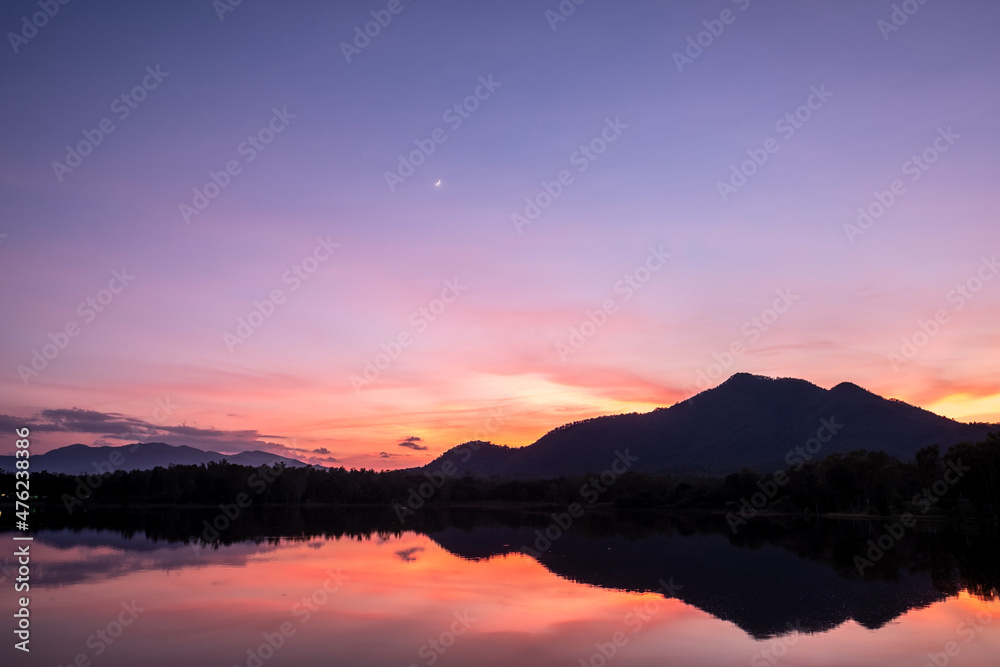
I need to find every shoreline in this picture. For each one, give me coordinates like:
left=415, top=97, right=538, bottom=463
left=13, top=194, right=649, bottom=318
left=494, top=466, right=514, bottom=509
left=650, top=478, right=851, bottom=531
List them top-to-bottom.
left=3, top=500, right=996, bottom=524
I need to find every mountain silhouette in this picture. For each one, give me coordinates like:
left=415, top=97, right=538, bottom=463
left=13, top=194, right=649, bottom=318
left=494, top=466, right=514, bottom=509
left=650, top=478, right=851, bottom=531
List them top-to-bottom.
left=417, top=374, right=996, bottom=478
left=0, top=441, right=308, bottom=475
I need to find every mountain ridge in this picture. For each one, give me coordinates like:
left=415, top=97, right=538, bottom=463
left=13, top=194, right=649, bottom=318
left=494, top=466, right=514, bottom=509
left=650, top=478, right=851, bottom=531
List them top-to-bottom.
left=412, top=374, right=996, bottom=478
left=0, top=441, right=309, bottom=475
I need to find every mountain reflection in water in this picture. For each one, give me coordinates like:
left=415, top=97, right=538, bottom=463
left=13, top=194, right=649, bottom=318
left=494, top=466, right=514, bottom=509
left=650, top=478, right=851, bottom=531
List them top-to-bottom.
left=4, top=507, right=998, bottom=667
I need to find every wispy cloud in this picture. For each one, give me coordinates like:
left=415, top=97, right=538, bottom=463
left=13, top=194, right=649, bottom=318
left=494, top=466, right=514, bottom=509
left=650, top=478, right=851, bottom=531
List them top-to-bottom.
left=0, top=408, right=309, bottom=460
left=397, top=436, right=428, bottom=451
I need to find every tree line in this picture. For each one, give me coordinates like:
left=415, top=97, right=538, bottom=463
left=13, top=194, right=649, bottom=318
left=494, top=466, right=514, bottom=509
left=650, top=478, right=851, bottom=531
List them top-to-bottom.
left=2, top=433, right=997, bottom=521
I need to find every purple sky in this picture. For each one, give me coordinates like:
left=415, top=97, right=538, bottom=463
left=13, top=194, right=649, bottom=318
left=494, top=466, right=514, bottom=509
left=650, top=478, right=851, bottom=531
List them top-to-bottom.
left=2, top=0, right=999, bottom=468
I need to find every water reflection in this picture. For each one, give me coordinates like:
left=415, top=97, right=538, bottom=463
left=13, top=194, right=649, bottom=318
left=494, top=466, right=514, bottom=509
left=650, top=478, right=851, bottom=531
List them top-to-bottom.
left=3, top=508, right=998, bottom=666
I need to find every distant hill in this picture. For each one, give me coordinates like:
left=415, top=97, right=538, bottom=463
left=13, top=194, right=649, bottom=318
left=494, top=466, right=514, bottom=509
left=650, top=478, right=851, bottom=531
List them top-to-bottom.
left=414, top=374, right=997, bottom=478
left=0, top=442, right=309, bottom=475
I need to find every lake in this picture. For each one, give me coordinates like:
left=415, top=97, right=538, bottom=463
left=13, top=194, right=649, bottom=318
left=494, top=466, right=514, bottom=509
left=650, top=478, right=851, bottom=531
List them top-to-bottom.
left=4, top=508, right=999, bottom=666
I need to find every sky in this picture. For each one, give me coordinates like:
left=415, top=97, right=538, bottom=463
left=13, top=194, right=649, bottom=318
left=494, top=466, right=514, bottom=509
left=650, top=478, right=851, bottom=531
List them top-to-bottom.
left=1, top=0, right=999, bottom=469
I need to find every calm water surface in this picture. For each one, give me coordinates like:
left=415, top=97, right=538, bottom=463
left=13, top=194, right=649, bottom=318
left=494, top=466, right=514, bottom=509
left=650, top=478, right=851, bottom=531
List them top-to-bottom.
left=3, top=509, right=999, bottom=667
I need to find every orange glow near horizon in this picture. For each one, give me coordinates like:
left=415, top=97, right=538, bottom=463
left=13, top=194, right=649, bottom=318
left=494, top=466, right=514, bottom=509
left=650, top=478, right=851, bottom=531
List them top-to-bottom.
left=7, top=367, right=1000, bottom=469
left=213, top=373, right=1000, bottom=469
left=927, top=393, right=1000, bottom=423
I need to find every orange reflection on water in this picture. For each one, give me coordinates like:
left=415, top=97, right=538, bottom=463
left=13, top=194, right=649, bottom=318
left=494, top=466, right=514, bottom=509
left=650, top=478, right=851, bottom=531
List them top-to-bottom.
left=17, top=531, right=1000, bottom=667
